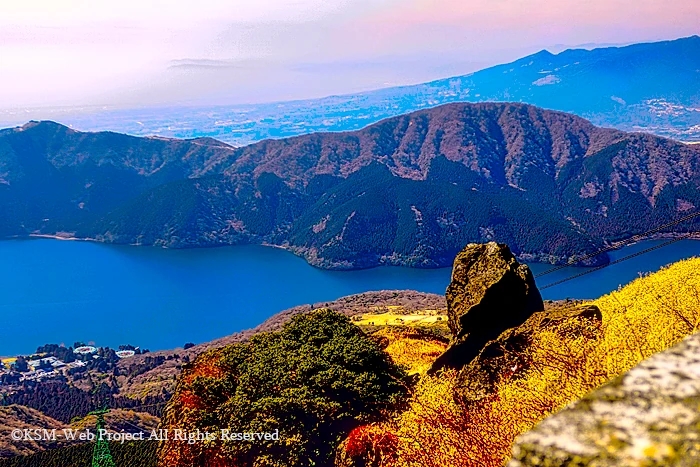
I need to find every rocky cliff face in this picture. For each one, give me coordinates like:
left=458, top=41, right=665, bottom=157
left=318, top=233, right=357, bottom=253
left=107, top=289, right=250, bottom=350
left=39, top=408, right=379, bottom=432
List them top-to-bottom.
left=3, top=103, right=700, bottom=269
left=430, top=242, right=544, bottom=372
left=509, top=332, right=700, bottom=467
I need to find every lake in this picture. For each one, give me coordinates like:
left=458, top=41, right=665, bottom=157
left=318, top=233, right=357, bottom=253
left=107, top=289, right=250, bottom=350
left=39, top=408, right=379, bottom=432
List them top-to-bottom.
left=1, top=238, right=699, bottom=356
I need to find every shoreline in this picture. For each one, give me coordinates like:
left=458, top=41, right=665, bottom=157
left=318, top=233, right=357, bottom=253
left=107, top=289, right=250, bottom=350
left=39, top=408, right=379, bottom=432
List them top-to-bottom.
left=611, top=231, right=700, bottom=247
left=6, top=232, right=700, bottom=271
left=25, top=233, right=85, bottom=241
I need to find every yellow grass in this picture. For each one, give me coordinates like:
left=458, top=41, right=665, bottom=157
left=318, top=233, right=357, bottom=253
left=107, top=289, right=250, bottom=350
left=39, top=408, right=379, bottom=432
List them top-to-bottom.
left=358, top=257, right=700, bottom=467
left=355, top=312, right=445, bottom=327
left=373, top=328, right=448, bottom=375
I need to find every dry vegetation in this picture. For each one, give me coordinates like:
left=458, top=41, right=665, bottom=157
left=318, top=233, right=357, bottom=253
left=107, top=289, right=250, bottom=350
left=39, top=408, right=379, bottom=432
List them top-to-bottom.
left=348, top=257, right=700, bottom=467
left=354, top=310, right=446, bottom=327
left=372, top=328, right=449, bottom=375
left=0, top=405, right=159, bottom=459
left=0, top=406, right=69, bottom=458
left=70, top=409, right=160, bottom=434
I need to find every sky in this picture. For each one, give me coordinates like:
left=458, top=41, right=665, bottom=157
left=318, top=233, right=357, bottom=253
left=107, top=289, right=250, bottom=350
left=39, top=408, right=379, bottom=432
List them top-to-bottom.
left=0, top=0, right=698, bottom=111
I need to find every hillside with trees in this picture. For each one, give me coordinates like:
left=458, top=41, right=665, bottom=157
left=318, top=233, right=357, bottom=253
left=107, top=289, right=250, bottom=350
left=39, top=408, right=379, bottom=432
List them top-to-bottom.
left=2, top=103, right=699, bottom=269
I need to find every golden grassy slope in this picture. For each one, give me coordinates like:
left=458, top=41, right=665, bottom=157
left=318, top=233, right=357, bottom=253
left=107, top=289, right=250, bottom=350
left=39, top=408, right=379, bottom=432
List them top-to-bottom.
left=352, top=257, right=700, bottom=467
left=355, top=312, right=445, bottom=327
left=372, top=328, right=449, bottom=375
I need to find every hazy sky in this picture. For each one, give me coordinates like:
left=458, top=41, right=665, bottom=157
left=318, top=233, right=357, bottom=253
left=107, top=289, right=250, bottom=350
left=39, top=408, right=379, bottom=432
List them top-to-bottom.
left=1, top=0, right=698, bottom=110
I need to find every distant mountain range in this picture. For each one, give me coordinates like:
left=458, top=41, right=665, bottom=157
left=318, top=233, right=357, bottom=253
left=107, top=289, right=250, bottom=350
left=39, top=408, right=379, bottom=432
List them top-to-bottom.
left=13, top=35, right=700, bottom=145
left=2, top=102, right=699, bottom=269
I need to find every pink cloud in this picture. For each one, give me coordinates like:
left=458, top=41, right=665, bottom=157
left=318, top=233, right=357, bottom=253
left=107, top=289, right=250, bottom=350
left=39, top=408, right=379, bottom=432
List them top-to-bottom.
left=357, top=0, right=700, bottom=46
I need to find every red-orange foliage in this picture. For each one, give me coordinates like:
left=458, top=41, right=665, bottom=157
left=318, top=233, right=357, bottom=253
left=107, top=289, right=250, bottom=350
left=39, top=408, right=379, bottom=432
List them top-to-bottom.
left=346, top=425, right=399, bottom=467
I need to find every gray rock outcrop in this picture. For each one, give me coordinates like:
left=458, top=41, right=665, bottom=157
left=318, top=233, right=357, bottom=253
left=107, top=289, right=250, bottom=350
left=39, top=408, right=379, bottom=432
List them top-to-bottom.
left=509, top=332, right=700, bottom=466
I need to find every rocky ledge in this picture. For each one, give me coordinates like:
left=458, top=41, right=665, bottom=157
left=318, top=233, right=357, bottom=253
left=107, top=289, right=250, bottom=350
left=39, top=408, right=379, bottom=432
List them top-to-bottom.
left=509, top=332, right=700, bottom=466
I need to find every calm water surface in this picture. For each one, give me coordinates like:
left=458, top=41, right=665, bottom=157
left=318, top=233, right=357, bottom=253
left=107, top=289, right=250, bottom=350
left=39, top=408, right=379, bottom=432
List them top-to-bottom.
left=1, top=238, right=699, bottom=356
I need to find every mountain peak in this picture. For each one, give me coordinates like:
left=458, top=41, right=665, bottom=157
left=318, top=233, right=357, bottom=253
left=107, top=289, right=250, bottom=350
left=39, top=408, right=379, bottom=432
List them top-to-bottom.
left=533, top=49, right=555, bottom=57
left=17, top=120, right=71, bottom=133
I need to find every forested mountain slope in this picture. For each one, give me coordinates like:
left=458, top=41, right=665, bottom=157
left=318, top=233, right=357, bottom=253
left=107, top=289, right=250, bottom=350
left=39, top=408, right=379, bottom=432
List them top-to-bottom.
left=2, top=102, right=699, bottom=269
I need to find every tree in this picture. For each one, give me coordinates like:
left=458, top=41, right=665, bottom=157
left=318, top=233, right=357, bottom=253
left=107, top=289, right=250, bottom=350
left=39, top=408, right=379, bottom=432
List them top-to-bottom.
left=160, top=309, right=407, bottom=467
left=13, top=357, right=29, bottom=373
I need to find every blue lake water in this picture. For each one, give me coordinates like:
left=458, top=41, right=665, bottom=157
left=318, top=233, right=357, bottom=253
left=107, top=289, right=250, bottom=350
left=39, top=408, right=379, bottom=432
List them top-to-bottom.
left=1, top=238, right=699, bottom=356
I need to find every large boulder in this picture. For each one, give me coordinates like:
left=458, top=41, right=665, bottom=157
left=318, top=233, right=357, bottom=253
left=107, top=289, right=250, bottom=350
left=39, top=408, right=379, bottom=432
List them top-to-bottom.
left=430, top=242, right=544, bottom=372
left=509, top=331, right=700, bottom=466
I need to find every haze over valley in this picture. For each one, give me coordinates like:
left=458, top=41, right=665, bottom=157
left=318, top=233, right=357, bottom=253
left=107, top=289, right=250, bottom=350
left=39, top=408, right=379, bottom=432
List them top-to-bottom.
left=3, top=36, right=700, bottom=145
